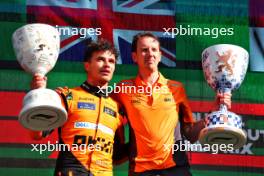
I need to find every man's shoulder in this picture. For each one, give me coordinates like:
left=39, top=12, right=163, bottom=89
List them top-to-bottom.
left=110, top=78, right=135, bottom=102
left=117, top=78, right=135, bottom=86
left=166, top=79, right=184, bottom=88
left=57, top=86, right=79, bottom=101
left=58, top=86, right=93, bottom=100
left=59, top=86, right=81, bottom=95
left=107, top=95, right=121, bottom=105
left=107, top=96, right=126, bottom=117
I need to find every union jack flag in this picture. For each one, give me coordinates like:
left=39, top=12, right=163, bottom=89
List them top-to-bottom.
left=27, top=0, right=177, bottom=67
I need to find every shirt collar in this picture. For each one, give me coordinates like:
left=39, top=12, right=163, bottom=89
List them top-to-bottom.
left=135, top=72, right=167, bottom=87
left=80, top=81, right=108, bottom=98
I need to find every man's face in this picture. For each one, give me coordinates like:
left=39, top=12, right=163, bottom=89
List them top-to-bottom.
left=132, top=36, right=161, bottom=72
left=84, top=50, right=116, bottom=86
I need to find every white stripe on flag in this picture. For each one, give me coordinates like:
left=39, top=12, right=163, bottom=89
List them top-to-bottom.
left=27, top=0, right=97, bottom=9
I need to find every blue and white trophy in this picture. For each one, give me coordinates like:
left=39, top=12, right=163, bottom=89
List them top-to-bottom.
left=199, top=44, right=248, bottom=149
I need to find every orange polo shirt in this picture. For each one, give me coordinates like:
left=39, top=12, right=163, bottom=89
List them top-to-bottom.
left=114, top=73, right=194, bottom=173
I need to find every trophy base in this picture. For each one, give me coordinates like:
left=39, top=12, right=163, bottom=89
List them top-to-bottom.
left=19, top=89, right=67, bottom=131
left=199, top=110, right=246, bottom=149
left=199, top=125, right=246, bottom=149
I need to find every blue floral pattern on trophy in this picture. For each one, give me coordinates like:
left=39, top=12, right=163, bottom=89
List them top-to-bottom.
left=202, top=45, right=248, bottom=93
left=205, top=111, right=243, bottom=129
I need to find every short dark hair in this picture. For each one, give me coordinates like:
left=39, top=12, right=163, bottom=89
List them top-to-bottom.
left=131, top=32, right=160, bottom=52
left=84, top=39, right=119, bottom=62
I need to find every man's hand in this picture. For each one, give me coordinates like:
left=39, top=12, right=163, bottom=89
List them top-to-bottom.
left=31, top=73, right=47, bottom=89
left=55, top=86, right=68, bottom=94
left=182, top=92, right=232, bottom=143
left=213, top=92, right=232, bottom=110
left=29, top=130, right=43, bottom=140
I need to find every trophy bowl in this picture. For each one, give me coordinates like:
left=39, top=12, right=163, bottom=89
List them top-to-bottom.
left=12, top=23, right=67, bottom=131
left=199, top=44, right=248, bottom=149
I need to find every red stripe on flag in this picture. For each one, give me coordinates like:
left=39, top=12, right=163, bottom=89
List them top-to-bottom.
left=61, top=34, right=80, bottom=48
left=190, top=152, right=264, bottom=168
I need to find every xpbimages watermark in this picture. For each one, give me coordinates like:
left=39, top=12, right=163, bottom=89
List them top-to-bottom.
left=55, top=25, right=102, bottom=39
left=163, top=25, right=234, bottom=38
left=97, top=83, right=170, bottom=96
left=164, top=140, right=234, bottom=154
left=31, top=141, right=101, bottom=154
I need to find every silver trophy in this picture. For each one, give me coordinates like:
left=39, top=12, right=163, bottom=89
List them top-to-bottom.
left=12, top=23, right=67, bottom=131
left=199, top=44, right=248, bottom=149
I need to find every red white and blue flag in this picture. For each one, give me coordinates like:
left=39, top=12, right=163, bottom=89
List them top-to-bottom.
left=26, top=0, right=177, bottom=66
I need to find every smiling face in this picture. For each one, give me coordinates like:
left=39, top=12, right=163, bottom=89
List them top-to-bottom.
left=132, top=36, right=161, bottom=72
left=84, top=50, right=116, bottom=87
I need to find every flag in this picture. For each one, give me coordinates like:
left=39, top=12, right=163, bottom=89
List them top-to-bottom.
left=26, top=0, right=176, bottom=66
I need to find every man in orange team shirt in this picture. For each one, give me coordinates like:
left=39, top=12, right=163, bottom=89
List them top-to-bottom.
left=113, top=32, right=231, bottom=176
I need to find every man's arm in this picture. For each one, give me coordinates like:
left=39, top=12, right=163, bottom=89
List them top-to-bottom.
left=112, top=106, right=129, bottom=165
left=181, top=120, right=206, bottom=143
left=112, top=125, right=129, bottom=164
left=29, top=130, right=54, bottom=140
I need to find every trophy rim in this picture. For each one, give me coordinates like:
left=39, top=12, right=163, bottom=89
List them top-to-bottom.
left=12, top=22, right=60, bottom=49
left=12, top=23, right=59, bottom=38
left=201, top=44, right=249, bottom=57
left=19, top=88, right=67, bottom=131
left=19, top=104, right=67, bottom=131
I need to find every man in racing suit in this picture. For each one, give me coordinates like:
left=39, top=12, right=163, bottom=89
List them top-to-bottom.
left=30, top=39, right=125, bottom=176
